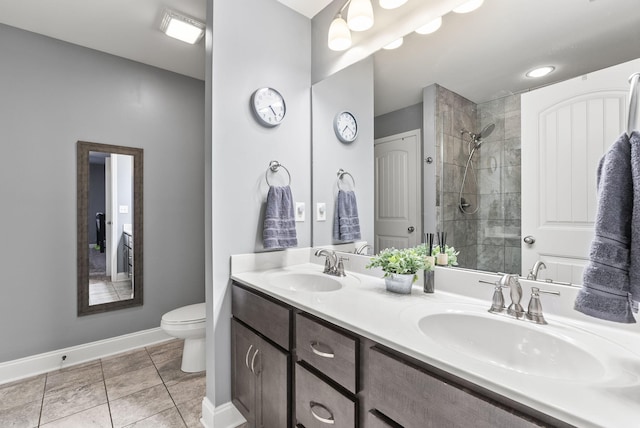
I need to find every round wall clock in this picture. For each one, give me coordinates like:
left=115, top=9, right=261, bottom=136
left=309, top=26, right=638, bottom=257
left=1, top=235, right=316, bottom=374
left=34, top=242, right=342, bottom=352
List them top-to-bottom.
left=250, top=87, right=286, bottom=127
left=333, top=111, right=358, bottom=143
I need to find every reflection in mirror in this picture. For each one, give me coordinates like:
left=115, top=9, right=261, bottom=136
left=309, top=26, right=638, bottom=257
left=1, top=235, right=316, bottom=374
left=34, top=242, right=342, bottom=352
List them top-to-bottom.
left=77, top=141, right=143, bottom=315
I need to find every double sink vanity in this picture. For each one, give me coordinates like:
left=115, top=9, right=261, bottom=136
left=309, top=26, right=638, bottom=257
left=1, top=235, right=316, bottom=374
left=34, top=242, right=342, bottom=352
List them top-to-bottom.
left=230, top=247, right=640, bottom=427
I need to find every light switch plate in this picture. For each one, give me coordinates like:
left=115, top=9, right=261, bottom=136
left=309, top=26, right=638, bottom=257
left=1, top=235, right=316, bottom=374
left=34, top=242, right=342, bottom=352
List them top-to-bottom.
left=295, top=202, right=305, bottom=222
left=317, top=203, right=326, bottom=221
left=119, top=205, right=129, bottom=214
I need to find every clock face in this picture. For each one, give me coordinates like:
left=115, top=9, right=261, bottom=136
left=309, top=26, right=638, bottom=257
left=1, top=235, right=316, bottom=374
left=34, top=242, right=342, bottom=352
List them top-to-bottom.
left=251, top=87, right=286, bottom=127
left=334, top=111, right=358, bottom=143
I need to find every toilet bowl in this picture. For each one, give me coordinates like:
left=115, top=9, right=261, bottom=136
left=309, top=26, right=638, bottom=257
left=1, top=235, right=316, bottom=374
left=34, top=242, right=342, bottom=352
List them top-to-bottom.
left=161, top=303, right=206, bottom=373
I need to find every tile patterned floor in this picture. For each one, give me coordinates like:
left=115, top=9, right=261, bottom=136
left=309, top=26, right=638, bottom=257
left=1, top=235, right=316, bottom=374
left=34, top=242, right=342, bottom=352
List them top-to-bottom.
left=0, top=339, right=205, bottom=428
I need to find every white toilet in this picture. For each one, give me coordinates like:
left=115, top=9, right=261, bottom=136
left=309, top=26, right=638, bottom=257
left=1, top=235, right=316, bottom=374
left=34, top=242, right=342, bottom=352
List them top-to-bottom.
left=161, top=302, right=206, bottom=373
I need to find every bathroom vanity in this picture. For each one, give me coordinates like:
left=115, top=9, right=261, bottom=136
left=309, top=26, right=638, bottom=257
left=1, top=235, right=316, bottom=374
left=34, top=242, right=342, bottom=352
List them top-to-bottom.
left=230, top=249, right=640, bottom=428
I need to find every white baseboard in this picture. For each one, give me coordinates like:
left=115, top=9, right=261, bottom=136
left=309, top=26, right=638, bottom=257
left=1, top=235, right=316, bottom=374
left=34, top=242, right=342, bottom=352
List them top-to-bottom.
left=0, top=327, right=172, bottom=385
left=201, top=397, right=246, bottom=428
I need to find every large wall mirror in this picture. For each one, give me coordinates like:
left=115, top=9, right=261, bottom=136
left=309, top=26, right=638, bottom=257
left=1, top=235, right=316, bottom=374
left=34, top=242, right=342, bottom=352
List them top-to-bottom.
left=311, top=0, right=640, bottom=285
left=77, top=141, right=143, bottom=316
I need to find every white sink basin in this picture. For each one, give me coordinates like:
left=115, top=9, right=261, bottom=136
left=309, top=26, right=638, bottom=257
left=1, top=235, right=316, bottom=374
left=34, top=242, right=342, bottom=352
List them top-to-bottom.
left=266, top=272, right=345, bottom=292
left=417, top=312, right=607, bottom=381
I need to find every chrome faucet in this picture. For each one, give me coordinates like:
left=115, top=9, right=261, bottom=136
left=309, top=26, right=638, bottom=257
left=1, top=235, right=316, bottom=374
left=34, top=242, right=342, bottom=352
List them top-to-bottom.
left=354, top=243, right=372, bottom=255
left=314, top=249, right=346, bottom=276
left=527, top=260, right=547, bottom=280
left=480, top=274, right=560, bottom=324
left=503, top=274, right=525, bottom=318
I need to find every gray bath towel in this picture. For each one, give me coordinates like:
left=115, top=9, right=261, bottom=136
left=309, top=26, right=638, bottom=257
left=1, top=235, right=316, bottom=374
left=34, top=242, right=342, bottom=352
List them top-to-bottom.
left=628, top=131, right=640, bottom=307
left=574, top=132, right=635, bottom=323
left=263, top=185, right=298, bottom=249
left=333, top=190, right=361, bottom=241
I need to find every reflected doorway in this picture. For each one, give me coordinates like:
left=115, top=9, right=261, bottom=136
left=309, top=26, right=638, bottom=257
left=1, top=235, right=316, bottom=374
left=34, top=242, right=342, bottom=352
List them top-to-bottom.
left=88, top=151, right=133, bottom=306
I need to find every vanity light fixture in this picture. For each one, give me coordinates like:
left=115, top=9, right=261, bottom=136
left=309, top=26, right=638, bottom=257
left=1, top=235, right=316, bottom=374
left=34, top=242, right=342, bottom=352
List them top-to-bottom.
left=347, top=0, right=375, bottom=31
left=379, top=0, right=408, bottom=9
left=453, top=0, right=484, bottom=13
left=160, top=9, right=205, bottom=44
left=328, top=13, right=352, bottom=51
left=415, top=16, right=443, bottom=35
left=383, top=37, right=403, bottom=50
left=526, top=66, right=555, bottom=78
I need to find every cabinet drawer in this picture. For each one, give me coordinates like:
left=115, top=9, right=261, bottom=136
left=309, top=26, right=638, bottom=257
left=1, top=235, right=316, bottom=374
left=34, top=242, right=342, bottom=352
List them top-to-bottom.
left=232, top=284, right=291, bottom=350
left=295, top=313, right=358, bottom=393
left=368, top=347, right=542, bottom=428
left=295, top=363, right=356, bottom=428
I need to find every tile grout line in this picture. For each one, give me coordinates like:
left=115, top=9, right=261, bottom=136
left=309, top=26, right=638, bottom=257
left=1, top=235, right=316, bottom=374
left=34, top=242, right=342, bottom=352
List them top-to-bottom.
left=146, top=345, right=189, bottom=428
left=99, top=359, right=115, bottom=428
left=36, top=372, right=48, bottom=427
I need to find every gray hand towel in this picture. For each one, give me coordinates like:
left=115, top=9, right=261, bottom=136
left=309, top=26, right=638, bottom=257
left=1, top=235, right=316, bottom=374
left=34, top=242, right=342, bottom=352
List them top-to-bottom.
left=628, top=131, right=640, bottom=307
left=574, top=132, right=635, bottom=323
left=263, top=185, right=298, bottom=249
left=333, top=190, right=361, bottom=242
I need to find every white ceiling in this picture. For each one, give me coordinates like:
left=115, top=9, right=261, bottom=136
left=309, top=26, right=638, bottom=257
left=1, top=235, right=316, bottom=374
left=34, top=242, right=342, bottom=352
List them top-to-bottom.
left=1, top=0, right=639, bottom=116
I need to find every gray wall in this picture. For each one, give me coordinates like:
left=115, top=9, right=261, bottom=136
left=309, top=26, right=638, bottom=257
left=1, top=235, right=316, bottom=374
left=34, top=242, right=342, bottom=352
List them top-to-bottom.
left=208, top=0, right=311, bottom=404
left=0, top=23, right=205, bottom=362
left=312, top=58, right=374, bottom=247
left=374, top=102, right=423, bottom=140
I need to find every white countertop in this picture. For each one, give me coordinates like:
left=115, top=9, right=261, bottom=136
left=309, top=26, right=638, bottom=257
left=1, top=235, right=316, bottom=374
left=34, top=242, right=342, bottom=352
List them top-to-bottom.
left=230, top=248, right=640, bottom=428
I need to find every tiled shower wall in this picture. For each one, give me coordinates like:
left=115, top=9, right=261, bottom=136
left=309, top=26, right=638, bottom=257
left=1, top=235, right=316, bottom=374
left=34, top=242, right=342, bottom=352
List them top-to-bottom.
left=435, top=85, right=521, bottom=274
left=435, top=85, right=479, bottom=269
left=476, top=95, right=522, bottom=274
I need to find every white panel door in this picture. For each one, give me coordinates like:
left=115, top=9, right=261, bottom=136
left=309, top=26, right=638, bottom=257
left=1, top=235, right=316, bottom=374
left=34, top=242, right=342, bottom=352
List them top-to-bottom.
left=521, top=58, right=640, bottom=284
left=374, top=130, right=421, bottom=252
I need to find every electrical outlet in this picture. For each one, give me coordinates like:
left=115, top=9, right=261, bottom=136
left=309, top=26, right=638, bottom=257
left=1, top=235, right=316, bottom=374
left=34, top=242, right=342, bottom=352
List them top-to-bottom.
left=295, top=202, right=305, bottom=222
left=317, top=203, right=326, bottom=221
left=119, top=205, right=129, bottom=214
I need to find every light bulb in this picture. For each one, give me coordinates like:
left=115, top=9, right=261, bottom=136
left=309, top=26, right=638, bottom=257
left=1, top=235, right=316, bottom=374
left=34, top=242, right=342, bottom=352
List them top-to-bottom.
left=348, top=0, right=374, bottom=31
left=328, top=15, right=352, bottom=51
left=415, top=16, right=442, bottom=35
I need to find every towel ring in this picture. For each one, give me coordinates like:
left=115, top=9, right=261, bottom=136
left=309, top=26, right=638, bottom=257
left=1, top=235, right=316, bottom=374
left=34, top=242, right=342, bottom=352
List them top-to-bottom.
left=265, top=160, right=291, bottom=186
left=337, top=168, right=355, bottom=190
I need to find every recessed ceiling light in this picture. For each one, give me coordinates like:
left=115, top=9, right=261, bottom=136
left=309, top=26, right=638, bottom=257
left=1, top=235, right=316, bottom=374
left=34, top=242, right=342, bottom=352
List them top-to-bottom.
left=453, top=0, right=484, bottom=13
left=160, top=9, right=205, bottom=44
left=415, top=16, right=443, bottom=35
left=383, top=37, right=403, bottom=50
left=526, top=66, right=555, bottom=78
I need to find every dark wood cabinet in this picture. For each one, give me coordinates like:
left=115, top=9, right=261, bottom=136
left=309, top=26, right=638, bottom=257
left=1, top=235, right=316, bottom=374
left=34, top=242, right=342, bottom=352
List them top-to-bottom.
left=231, top=281, right=566, bottom=428
left=231, top=284, right=292, bottom=428
left=367, top=346, right=547, bottom=428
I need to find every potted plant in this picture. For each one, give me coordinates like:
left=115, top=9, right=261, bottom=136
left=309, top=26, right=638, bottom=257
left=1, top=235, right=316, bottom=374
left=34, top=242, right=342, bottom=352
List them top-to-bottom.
left=366, top=247, right=427, bottom=294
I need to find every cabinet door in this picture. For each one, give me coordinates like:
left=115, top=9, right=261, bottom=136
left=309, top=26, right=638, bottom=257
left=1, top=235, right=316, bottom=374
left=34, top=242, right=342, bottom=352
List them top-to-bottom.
left=232, top=319, right=257, bottom=425
left=255, top=335, right=289, bottom=428
left=368, top=347, right=542, bottom=428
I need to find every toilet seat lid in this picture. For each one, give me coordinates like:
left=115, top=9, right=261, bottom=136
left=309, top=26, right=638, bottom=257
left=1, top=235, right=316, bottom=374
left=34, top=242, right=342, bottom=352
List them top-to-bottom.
left=162, top=303, right=205, bottom=324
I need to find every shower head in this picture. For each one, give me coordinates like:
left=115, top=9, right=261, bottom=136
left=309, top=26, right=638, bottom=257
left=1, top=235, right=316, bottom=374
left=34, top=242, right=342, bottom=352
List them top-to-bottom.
left=461, top=123, right=496, bottom=147
left=479, top=123, right=495, bottom=139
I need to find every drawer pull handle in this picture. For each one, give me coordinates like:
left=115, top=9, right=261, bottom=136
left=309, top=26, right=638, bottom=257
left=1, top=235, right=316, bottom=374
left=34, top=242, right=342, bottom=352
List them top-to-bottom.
left=310, top=341, right=335, bottom=359
left=245, top=345, right=254, bottom=369
left=250, top=348, right=260, bottom=375
left=310, top=401, right=335, bottom=425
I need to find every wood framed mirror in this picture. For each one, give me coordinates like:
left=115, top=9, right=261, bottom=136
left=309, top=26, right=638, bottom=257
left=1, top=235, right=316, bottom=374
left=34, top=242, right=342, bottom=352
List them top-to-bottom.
left=77, top=141, right=143, bottom=316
